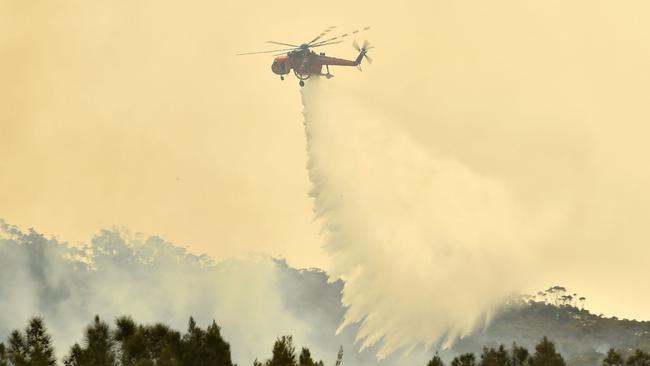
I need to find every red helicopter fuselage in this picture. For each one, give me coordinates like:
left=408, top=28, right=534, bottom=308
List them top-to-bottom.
left=271, top=48, right=365, bottom=80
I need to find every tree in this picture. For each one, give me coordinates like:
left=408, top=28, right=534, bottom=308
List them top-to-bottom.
left=545, top=286, right=567, bottom=306
left=578, top=297, right=586, bottom=310
left=64, top=315, right=117, bottom=366
left=84, top=315, right=117, bottom=366
left=114, top=316, right=146, bottom=365
left=114, top=316, right=138, bottom=343
left=180, top=316, right=205, bottom=366
left=24, top=317, right=56, bottom=366
left=179, top=317, right=233, bottom=366
left=204, top=320, right=233, bottom=366
left=145, top=323, right=181, bottom=366
left=7, top=329, right=27, bottom=366
left=123, top=330, right=150, bottom=365
left=266, top=336, right=297, bottom=366
left=531, top=337, right=565, bottom=366
left=0, top=342, right=8, bottom=366
left=511, top=343, right=529, bottom=366
left=64, top=344, right=85, bottom=366
left=157, top=345, right=181, bottom=366
left=334, top=346, right=343, bottom=366
left=335, top=346, right=343, bottom=366
left=479, top=346, right=510, bottom=366
left=299, top=348, right=316, bottom=366
left=603, top=349, right=624, bottom=366
left=626, top=350, right=650, bottom=366
left=427, top=353, right=445, bottom=366
left=452, top=353, right=476, bottom=366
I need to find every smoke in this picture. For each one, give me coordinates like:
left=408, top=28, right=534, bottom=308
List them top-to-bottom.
left=301, top=79, right=554, bottom=358
left=0, top=221, right=321, bottom=365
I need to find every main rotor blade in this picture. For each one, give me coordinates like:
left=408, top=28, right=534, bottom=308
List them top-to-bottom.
left=307, top=26, right=337, bottom=45
left=311, top=26, right=371, bottom=47
left=309, top=40, right=343, bottom=48
left=266, top=41, right=300, bottom=47
left=236, top=47, right=296, bottom=56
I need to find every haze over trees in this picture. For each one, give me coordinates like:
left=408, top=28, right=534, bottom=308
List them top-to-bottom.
left=2, top=221, right=650, bottom=366
left=1, top=316, right=650, bottom=366
left=432, top=339, right=650, bottom=366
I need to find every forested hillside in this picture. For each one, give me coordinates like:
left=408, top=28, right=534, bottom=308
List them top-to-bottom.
left=1, top=220, right=649, bottom=366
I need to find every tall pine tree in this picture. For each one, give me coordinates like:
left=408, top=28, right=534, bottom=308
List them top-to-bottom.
left=64, top=315, right=117, bottom=366
left=26, top=317, right=56, bottom=365
left=7, top=329, right=27, bottom=366
left=266, top=336, right=297, bottom=366
left=531, top=337, right=565, bottom=366
left=511, top=343, right=529, bottom=366
left=299, top=348, right=315, bottom=366
left=427, top=352, right=445, bottom=366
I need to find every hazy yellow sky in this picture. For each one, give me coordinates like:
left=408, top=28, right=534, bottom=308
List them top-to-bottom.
left=2, top=1, right=650, bottom=320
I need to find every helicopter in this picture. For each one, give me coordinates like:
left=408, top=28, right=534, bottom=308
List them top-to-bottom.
left=237, top=26, right=373, bottom=87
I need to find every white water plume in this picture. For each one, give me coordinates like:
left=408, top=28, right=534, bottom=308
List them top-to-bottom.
left=301, top=79, right=550, bottom=359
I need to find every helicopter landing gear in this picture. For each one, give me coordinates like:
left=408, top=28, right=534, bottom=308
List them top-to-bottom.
left=325, top=65, right=334, bottom=79
left=299, top=80, right=305, bottom=87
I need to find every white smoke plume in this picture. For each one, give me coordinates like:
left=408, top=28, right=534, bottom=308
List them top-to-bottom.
left=302, top=79, right=552, bottom=359
left=0, top=223, right=320, bottom=365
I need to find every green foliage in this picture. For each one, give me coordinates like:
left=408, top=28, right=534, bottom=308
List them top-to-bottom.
left=3, top=313, right=650, bottom=366
left=58, top=314, right=229, bottom=366
left=64, top=315, right=117, bottom=366
left=179, top=316, right=233, bottom=366
left=26, top=317, right=57, bottom=366
left=115, top=317, right=183, bottom=366
left=6, top=318, right=56, bottom=366
left=204, top=320, right=233, bottom=366
left=7, top=329, right=27, bottom=366
left=266, top=336, right=297, bottom=366
left=258, top=337, right=326, bottom=366
left=531, top=337, right=565, bottom=366
left=0, top=342, right=8, bottom=366
left=511, top=343, right=530, bottom=366
left=64, top=344, right=84, bottom=366
left=480, top=345, right=511, bottom=366
left=299, top=347, right=315, bottom=366
left=603, top=349, right=624, bottom=366
left=626, top=350, right=650, bottom=366
left=428, top=352, right=445, bottom=366
left=452, top=353, right=477, bottom=366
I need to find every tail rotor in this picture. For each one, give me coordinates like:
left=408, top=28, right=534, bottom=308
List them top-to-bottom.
left=353, top=39, right=374, bottom=64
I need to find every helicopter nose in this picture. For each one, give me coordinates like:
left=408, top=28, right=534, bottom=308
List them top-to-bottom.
left=271, top=62, right=281, bottom=75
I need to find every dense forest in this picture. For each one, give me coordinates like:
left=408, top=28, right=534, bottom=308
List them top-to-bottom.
left=1, top=316, right=650, bottom=366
